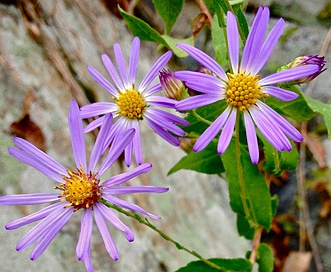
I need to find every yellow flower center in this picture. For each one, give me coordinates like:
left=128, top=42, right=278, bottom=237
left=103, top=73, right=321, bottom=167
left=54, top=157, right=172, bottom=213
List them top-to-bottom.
left=226, top=73, right=268, bottom=111
left=115, top=89, right=146, bottom=119
left=57, top=166, right=101, bottom=211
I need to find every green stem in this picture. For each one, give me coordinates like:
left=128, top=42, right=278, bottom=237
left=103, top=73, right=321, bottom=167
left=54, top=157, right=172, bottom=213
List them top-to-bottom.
left=191, top=110, right=213, bottom=125
left=235, top=112, right=250, bottom=217
left=100, top=199, right=223, bottom=271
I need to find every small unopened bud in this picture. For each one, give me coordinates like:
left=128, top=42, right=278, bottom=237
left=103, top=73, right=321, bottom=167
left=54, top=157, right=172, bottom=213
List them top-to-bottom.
left=286, top=55, right=326, bottom=83
left=159, top=69, right=186, bottom=100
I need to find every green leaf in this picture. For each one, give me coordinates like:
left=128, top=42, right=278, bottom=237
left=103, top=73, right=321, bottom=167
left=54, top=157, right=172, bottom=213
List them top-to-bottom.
left=152, top=0, right=184, bottom=34
left=118, top=6, right=165, bottom=44
left=235, top=7, right=249, bottom=39
left=212, top=14, right=228, bottom=67
left=160, top=35, right=194, bottom=58
left=265, top=85, right=315, bottom=122
left=266, top=85, right=331, bottom=138
left=303, top=94, right=331, bottom=138
left=183, top=100, right=228, bottom=135
left=260, top=134, right=299, bottom=176
left=222, top=139, right=272, bottom=230
left=167, top=142, right=224, bottom=175
left=237, top=213, right=255, bottom=239
left=256, top=244, right=274, bottom=272
left=175, top=258, right=252, bottom=272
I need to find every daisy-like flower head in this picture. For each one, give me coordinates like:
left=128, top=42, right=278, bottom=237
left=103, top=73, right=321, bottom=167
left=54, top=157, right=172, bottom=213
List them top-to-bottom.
left=174, top=7, right=323, bottom=164
left=81, top=37, right=190, bottom=166
left=0, top=100, right=168, bottom=272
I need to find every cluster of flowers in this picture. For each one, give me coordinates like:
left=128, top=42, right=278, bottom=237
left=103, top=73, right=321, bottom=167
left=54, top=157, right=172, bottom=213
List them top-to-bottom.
left=0, top=6, right=325, bottom=272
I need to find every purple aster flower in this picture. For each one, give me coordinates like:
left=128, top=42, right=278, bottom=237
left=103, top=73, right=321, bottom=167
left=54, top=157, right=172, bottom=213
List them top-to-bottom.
left=174, top=7, right=322, bottom=164
left=81, top=37, right=189, bottom=166
left=0, top=100, right=168, bottom=272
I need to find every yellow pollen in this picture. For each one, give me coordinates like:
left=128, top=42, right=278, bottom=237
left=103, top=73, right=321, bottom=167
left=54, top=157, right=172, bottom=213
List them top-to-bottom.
left=226, top=73, right=268, bottom=111
left=115, top=88, right=146, bottom=119
left=57, top=166, right=101, bottom=211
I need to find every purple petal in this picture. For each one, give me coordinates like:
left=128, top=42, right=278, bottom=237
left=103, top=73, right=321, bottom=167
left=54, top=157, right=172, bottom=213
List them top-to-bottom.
left=241, top=7, right=268, bottom=72
left=227, top=11, right=239, bottom=73
left=251, top=18, right=285, bottom=74
left=129, top=37, right=140, bottom=84
left=114, top=42, right=129, bottom=88
left=176, top=43, right=227, bottom=80
left=139, top=51, right=172, bottom=92
left=102, top=54, right=125, bottom=91
left=87, top=65, right=119, bottom=97
left=259, top=65, right=320, bottom=85
left=174, top=71, right=225, bottom=94
left=143, top=83, right=163, bottom=96
left=262, top=86, right=298, bottom=101
left=176, top=94, right=221, bottom=111
left=145, top=95, right=177, bottom=108
left=69, top=100, right=87, bottom=171
left=257, top=101, right=303, bottom=142
left=80, top=102, right=116, bottom=119
left=249, top=105, right=292, bottom=151
left=193, top=107, right=231, bottom=152
left=146, top=108, right=189, bottom=126
left=217, top=108, right=237, bottom=154
left=144, top=110, right=186, bottom=136
left=244, top=111, right=259, bottom=164
left=88, top=114, right=113, bottom=173
left=84, top=115, right=107, bottom=133
left=144, top=117, right=180, bottom=146
left=131, top=121, right=143, bottom=165
left=98, top=128, right=135, bottom=175
left=13, top=138, right=67, bottom=177
left=124, top=140, right=133, bottom=167
left=8, top=147, right=65, bottom=184
left=103, top=163, right=152, bottom=188
left=104, top=186, right=169, bottom=195
left=0, top=194, right=60, bottom=206
left=103, top=195, right=160, bottom=220
left=5, top=202, right=65, bottom=230
left=96, top=203, right=134, bottom=242
left=16, top=204, right=73, bottom=251
left=94, top=205, right=119, bottom=260
left=30, top=207, right=73, bottom=260
left=76, top=208, right=93, bottom=261
left=83, top=248, right=93, bottom=272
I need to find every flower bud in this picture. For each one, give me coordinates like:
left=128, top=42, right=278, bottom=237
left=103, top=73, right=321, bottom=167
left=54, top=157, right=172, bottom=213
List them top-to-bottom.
left=286, top=55, right=326, bottom=83
left=159, top=69, right=186, bottom=100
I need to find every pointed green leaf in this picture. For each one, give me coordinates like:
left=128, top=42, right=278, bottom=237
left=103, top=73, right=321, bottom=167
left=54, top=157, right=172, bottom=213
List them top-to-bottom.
left=152, top=0, right=184, bottom=34
left=118, top=7, right=165, bottom=44
left=212, top=14, right=228, bottom=67
left=161, top=35, right=194, bottom=58
left=265, top=85, right=315, bottom=122
left=303, top=94, right=331, bottom=138
left=183, top=100, right=228, bottom=135
left=260, top=134, right=299, bottom=176
left=222, top=139, right=272, bottom=230
left=167, top=142, right=224, bottom=175
left=237, top=213, right=255, bottom=239
left=256, top=243, right=274, bottom=272
left=175, top=258, right=252, bottom=272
